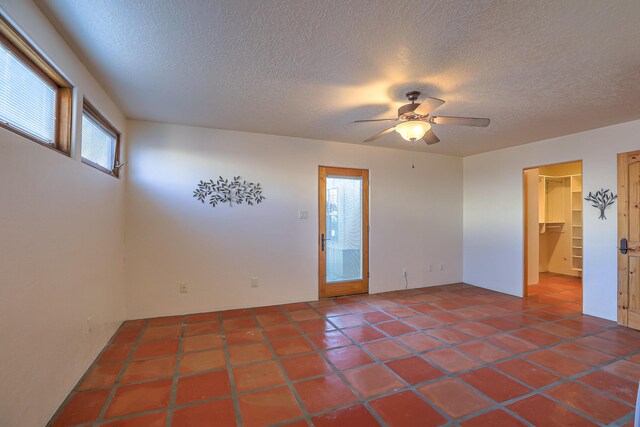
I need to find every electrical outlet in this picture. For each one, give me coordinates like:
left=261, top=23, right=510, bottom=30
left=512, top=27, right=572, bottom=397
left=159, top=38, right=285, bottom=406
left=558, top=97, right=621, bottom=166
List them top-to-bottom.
left=298, top=210, right=308, bottom=219
left=428, top=264, right=433, bottom=272
left=251, top=277, right=259, bottom=288
left=179, top=283, right=188, bottom=293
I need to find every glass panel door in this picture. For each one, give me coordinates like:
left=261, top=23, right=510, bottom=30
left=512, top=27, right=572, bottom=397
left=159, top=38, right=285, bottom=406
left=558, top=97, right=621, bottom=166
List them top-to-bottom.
left=319, top=167, right=369, bottom=298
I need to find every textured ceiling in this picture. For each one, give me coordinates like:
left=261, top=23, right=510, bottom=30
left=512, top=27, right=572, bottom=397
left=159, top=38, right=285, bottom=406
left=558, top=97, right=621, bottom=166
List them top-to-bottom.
left=35, top=0, right=640, bottom=156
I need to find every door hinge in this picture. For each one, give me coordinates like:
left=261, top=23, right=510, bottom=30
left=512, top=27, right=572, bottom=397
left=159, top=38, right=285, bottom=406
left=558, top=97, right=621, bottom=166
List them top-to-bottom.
left=367, top=272, right=370, bottom=279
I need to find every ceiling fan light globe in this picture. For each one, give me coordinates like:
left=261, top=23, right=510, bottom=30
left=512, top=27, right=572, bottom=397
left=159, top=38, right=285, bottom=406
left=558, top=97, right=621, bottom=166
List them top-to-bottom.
left=395, top=121, right=431, bottom=142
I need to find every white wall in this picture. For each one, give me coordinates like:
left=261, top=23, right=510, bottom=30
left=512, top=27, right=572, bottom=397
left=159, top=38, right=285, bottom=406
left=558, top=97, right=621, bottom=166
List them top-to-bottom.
left=0, top=2, right=126, bottom=426
left=4, top=2, right=637, bottom=424
left=464, top=119, right=640, bottom=321
left=125, top=121, right=463, bottom=319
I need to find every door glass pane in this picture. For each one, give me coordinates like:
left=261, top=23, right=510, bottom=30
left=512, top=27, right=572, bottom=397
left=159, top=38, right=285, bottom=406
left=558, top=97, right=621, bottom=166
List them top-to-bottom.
left=326, top=175, right=362, bottom=283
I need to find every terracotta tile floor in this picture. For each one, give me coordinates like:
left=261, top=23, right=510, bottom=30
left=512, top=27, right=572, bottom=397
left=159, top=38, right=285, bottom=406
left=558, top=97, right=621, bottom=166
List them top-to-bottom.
left=50, top=273, right=640, bottom=426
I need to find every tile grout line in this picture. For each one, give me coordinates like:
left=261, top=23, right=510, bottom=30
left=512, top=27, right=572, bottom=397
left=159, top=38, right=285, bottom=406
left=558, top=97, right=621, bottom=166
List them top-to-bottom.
left=50, top=276, right=639, bottom=427
left=329, top=282, right=637, bottom=426
left=246, top=285, right=631, bottom=425
left=337, top=296, right=542, bottom=425
left=333, top=297, right=457, bottom=425
left=279, top=302, right=392, bottom=427
left=251, top=306, right=314, bottom=426
left=86, top=312, right=636, bottom=427
left=218, top=312, right=245, bottom=427
left=164, top=315, right=186, bottom=427
left=95, top=318, right=151, bottom=424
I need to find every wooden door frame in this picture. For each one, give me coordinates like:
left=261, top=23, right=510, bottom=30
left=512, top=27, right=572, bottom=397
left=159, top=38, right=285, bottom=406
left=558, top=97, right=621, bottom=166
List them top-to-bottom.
left=617, top=150, right=640, bottom=326
left=522, top=160, right=583, bottom=298
left=318, top=166, right=369, bottom=298
left=523, top=170, right=530, bottom=297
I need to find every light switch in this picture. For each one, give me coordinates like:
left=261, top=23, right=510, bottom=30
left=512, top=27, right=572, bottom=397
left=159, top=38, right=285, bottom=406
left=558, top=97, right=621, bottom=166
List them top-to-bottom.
left=299, top=210, right=308, bottom=219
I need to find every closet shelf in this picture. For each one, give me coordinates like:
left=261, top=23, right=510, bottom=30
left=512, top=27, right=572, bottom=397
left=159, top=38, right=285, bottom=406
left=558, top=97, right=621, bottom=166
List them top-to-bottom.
left=537, top=172, right=582, bottom=278
left=571, top=175, right=583, bottom=277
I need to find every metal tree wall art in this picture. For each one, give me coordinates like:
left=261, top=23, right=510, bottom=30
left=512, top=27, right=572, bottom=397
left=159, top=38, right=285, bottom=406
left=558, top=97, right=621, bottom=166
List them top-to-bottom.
left=194, top=176, right=265, bottom=207
left=584, top=188, right=617, bottom=220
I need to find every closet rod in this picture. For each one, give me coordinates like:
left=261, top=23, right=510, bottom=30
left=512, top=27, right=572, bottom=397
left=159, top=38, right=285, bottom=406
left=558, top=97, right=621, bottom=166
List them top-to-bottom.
left=538, top=173, right=581, bottom=178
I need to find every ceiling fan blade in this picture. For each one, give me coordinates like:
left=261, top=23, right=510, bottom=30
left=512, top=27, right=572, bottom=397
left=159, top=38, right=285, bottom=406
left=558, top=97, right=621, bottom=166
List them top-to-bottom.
left=414, top=97, right=445, bottom=115
left=398, top=102, right=419, bottom=116
left=431, top=116, right=490, bottom=127
left=352, top=118, right=398, bottom=123
left=364, top=127, right=395, bottom=142
left=422, top=130, right=440, bottom=145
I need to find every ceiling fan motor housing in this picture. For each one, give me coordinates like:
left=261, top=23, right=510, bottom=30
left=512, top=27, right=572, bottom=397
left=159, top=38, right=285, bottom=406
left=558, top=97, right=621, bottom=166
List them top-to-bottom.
left=398, top=91, right=423, bottom=118
left=406, top=91, right=421, bottom=102
left=398, top=103, right=421, bottom=118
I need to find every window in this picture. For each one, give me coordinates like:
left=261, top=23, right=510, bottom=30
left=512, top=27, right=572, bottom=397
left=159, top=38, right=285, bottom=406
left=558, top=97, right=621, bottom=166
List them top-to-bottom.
left=0, top=16, right=72, bottom=153
left=81, top=100, right=121, bottom=177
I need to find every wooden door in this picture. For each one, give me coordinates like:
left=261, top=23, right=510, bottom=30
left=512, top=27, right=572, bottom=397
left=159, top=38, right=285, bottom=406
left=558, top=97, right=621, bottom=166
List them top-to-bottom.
left=618, top=150, right=640, bottom=330
left=318, top=167, right=369, bottom=298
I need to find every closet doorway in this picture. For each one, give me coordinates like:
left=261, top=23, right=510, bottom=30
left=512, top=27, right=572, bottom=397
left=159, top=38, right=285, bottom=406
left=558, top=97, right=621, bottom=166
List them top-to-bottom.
left=523, top=161, right=583, bottom=307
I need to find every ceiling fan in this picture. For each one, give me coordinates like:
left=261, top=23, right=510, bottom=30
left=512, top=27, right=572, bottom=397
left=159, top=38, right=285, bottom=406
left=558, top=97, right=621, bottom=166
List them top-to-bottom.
left=353, top=91, right=490, bottom=145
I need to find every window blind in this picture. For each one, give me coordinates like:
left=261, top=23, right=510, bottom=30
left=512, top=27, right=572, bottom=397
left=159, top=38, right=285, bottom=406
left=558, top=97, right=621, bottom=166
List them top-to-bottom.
left=0, top=41, right=56, bottom=144
left=81, top=112, right=117, bottom=171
